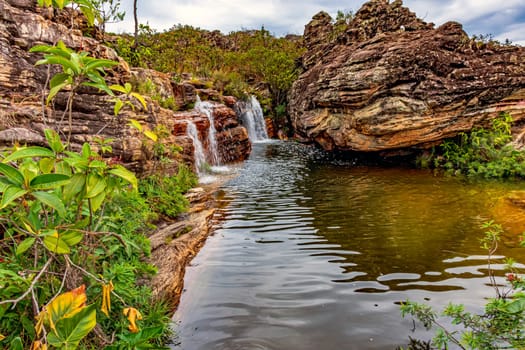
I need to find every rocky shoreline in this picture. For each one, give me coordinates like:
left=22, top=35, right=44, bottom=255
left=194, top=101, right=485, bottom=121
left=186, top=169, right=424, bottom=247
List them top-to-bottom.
left=149, top=181, right=227, bottom=311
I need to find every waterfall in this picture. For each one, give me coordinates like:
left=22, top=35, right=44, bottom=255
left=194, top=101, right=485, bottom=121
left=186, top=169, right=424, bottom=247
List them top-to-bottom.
left=234, top=95, right=269, bottom=142
left=195, top=96, right=220, bottom=165
left=185, top=121, right=207, bottom=175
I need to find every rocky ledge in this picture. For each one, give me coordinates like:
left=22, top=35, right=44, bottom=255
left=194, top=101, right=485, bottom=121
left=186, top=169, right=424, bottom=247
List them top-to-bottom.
left=0, top=0, right=250, bottom=174
left=288, top=0, right=525, bottom=153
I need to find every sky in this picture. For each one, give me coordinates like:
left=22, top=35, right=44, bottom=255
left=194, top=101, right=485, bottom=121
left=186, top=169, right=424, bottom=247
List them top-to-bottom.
left=106, top=0, right=525, bottom=46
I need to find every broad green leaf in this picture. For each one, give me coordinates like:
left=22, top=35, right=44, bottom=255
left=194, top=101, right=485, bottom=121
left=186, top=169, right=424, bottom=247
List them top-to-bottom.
left=55, top=0, right=65, bottom=9
left=79, top=5, right=96, bottom=26
left=56, top=40, right=72, bottom=56
left=30, top=43, right=54, bottom=53
left=37, top=56, right=78, bottom=75
left=84, top=59, right=118, bottom=72
left=50, top=73, right=71, bottom=89
left=47, top=81, right=69, bottom=105
left=83, top=82, right=113, bottom=96
left=124, top=82, right=133, bottom=94
left=109, top=84, right=127, bottom=94
left=113, top=98, right=124, bottom=116
left=129, top=119, right=143, bottom=132
left=44, top=129, right=65, bottom=153
left=144, top=130, right=158, bottom=142
left=81, top=143, right=91, bottom=159
left=3, top=146, right=55, bottom=163
left=63, top=155, right=89, bottom=171
left=39, top=157, right=56, bottom=173
left=20, top=159, right=39, bottom=184
left=55, top=160, right=73, bottom=176
left=88, top=160, right=107, bottom=169
left=0, top=163, right=24, bottom=186
left=109, top=165, right=138, bottom=190
left=30, top=174, right=70, bottom=189
left=63, top=174, right=86, bottom=202
left=85, top=174, right=106, bottom=199
left=0, top=178, right=10, bottom=192
left=1, top=186, right=28, bottom=209
left=32, top=191, right=66, bottom=217
left=89, top=191, right=106, bottom=212
left=61, top=231, right=83, bottom=247
left=43, top=234, right=70, bottom=254
left=16, top=237, right=36, bottom=256
left=504, top=297, right=525, bottom=314
left=47, top=304, right=96, bottom=348
left=9, top=337, right=23, bottom=350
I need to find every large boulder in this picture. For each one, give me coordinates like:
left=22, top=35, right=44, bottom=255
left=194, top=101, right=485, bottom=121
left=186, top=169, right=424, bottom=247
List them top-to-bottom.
left=288, top=0, right=525, bottom=153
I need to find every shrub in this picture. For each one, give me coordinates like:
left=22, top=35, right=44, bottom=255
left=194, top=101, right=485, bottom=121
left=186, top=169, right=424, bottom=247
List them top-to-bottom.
left=433, top=113, right=525, bottom=178
left=0, top=131, right=171, bottom=348
left=139, top=164, right=198, bottom=219
left=400, top=221, right=525, bottom=349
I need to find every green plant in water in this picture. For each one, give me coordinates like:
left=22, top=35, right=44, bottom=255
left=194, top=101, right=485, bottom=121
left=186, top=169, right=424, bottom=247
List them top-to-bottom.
left=400, top=221, right=525, bottom=349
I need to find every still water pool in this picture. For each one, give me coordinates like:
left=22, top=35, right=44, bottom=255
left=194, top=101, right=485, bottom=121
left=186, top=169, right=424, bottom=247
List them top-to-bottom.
left=172, top=141, right=525, bottom=350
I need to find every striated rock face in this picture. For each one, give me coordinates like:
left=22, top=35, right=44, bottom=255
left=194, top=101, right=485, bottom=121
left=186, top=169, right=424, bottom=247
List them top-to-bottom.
left=0, top=0, right=250, bottom=173
left=289, top=0, right=525, bottom=153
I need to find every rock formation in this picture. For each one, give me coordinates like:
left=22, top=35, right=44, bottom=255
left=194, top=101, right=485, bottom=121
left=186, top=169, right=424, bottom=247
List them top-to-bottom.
left=0, top=0, right=250, bottom=174
left=289, top=0, right=525, bottom=153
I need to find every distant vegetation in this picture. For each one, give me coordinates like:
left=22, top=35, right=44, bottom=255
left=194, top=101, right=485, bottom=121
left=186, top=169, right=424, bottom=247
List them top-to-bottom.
left=109, top=24, right=304, bottom=126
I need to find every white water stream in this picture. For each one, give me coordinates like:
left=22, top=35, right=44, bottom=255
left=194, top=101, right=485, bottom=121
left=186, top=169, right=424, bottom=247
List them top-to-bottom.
left=234, top=95, right=269, bottom=142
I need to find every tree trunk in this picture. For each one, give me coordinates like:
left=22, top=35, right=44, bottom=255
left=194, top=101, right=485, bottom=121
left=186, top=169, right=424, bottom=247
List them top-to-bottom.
left=133, top=0, right=138, bottom=48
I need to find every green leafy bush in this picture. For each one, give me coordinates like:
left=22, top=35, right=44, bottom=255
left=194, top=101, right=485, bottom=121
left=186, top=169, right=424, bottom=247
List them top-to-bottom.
left=433, top=113, right=525, bottom=178
left=0, top=130, right=172, bottom=348
left=139, top=164, right=198, bottom=219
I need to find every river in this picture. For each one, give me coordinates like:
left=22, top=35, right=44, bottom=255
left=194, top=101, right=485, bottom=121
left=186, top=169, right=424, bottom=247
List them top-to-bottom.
left=172, top=141, right=525, bottom=350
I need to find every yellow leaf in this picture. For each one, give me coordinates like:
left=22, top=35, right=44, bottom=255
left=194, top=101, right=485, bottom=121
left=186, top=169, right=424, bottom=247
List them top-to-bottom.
left=129, top=119, right=143, bottom=132
left=144, top=130, right=158, bottom=142
left=101, top=281, right=114, bottom=317
left=36, top=285, right=87, bottom=333
left=123, top=307, right=142, bottom=333
left=35, top=311, right=45, bottom=337
left=0, top=334, right=5, bottom=341
left=31, top=340, right=47, bottom=350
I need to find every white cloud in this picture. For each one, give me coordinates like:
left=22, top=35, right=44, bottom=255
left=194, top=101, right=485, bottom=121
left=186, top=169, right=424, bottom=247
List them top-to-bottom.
left=106, top=0, right=525, bottom=45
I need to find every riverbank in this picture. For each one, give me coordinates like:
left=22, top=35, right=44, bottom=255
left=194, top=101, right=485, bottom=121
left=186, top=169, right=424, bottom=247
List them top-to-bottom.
left=149, top=180, right=229, bottom=311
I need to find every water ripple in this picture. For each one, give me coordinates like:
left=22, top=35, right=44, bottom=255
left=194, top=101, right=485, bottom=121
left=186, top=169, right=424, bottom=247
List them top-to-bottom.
left=173, top=141, right=525, bottom=350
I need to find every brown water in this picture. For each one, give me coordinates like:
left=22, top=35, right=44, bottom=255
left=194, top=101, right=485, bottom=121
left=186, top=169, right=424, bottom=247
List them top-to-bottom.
left=172, top=141, right=525, bottom=350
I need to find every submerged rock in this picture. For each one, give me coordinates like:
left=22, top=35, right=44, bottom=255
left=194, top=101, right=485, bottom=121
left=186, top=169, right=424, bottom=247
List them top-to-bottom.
left=289, top=0, right=525, bottom=153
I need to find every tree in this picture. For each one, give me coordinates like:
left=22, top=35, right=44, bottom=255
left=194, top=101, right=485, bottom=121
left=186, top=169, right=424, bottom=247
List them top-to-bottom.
left=92, top=0, right=125, bottom=35
left=133, top=0, right=138, bottom=48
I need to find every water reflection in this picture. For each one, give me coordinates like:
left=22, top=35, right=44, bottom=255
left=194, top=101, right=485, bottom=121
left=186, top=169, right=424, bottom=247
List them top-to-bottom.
left=172, top=141, right=525, bottom=350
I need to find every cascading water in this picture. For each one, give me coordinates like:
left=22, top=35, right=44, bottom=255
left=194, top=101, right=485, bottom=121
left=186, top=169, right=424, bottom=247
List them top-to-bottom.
left=234, top=95, right=269, bottom=142
left=195, top=96, right=220, bottom=165
left=185, top=121, right=206, bottom=175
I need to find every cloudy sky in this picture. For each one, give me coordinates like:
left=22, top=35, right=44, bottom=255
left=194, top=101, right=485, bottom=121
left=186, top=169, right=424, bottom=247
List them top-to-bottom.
left=106, top=0, right=525, bottom=45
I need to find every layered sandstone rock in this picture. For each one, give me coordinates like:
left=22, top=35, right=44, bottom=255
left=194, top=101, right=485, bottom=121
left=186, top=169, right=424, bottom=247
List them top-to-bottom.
left=0, top=0, right=251, bottom=174
left=289, top=0, right=525, bottom=153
